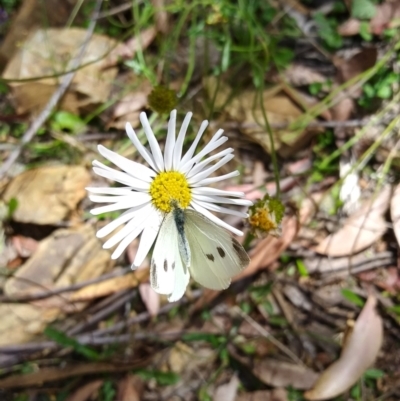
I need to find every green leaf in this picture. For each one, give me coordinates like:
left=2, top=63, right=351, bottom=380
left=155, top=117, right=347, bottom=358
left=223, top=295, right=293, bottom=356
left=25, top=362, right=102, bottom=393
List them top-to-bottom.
left=351, top=0, right=376, bottom=19
left=314, top=12, right=343, bottom=49
left=359, top=21, right=373, bottom=41
left=377, top=84, right=392, bottom=99
left=51, top=111, right=85, bottom=133
left=7, top=197, right=18, bottom=218
left=296, top=259, right=309, bottom=277
left=341, top=288, right=365, bottom=307
left=44, top=327, right=100, bottom=360
left=182, top=332, right=226, bottom=348
left=364, top=368, right=385, bottom=379
left=136, top=369, right=180, bottom=385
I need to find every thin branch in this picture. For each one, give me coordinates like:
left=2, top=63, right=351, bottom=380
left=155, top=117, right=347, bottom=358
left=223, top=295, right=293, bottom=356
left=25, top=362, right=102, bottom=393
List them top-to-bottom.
left=0, top=0, right=104, bottom=179
left=0, top=267, right=130, bottom=303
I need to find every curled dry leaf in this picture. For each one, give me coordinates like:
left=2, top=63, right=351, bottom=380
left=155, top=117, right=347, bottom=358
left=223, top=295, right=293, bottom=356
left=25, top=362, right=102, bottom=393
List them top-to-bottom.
left=104, top=26, right=157, bottom=67
left=3, top=165, right=90, bottom=225
left=390, top=183, right=400, bottom=247
left=315, top=185, right=391, bottom=257
left=304, top=295, right=383, bottom=400
left=252, top=359, right=318, bottom=390
left=213, top=374, right=240, bottom=401
left=116, top=375, right=144, bottom=401
left=66, top=380, right=103, bottom=401
left=236, top=389, right=288, bottom=401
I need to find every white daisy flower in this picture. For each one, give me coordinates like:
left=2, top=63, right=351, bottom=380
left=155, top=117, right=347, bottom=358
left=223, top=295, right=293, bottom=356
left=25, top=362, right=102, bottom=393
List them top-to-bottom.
left=88, top=110, right=252, bottom=300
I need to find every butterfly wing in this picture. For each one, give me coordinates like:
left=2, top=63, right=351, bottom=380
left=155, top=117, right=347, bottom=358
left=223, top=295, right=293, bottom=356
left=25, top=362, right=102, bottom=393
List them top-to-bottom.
left=184, top=209, right=250, bottom=290
left=151, top=213, right=190, bottom=301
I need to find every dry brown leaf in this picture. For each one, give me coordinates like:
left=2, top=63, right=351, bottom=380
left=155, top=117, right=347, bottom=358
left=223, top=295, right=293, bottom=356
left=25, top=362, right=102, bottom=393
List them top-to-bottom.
left=0, top=0, right=77, bottom=63
left=152, top=0, right=169, bottom=34
left=338, top=1, right=400, bottom=36
left=338, top=18, right=361, bottom=36
left=104, top=26, right=157, bottom=68
left=2, top=28, right=117, bottom=114
left=335, top=48, right=377, bottom=84
left=281, top=64, right=326, bottom=86
left=203, top=77, right=319, bottom=158
left=108, top=79, right=152, bottom=130
left=3, top=165, right=90, bottom=225
left=390, top=183, right=400, bottom=247
left=315, top=186, right=391, bottom=257
left=0, top=225, right=112, bottom=345
left=11, top=235, right=39, bottom=258
left=70, top=269, right=148, bottom=302
left=139, top=282, right=160, bottom=317
left=304, top=295, right=383, bottom=400
left=252, top=359, right=318, bottom=390
left=0, top=361, right=148, bottom=388
left=213, top=374, right=239, bottom=401
left=116, top=375, right=144, bottom=401
left=66, top=380, right=103, bottom=401
left=236, top=389, right=288, bottom=401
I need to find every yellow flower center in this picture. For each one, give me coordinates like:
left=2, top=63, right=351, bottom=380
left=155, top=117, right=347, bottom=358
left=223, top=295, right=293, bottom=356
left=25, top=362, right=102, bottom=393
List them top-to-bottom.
left=149, top=171, right=191, bottom=213
left=249, top=209, right=278, bottom=232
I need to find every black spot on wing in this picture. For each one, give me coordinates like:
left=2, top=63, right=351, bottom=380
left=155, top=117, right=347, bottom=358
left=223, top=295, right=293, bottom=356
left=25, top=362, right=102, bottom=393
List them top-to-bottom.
left=232, top=237, right=250, bottom=266
left=217, top=247, right=226, bottom=258
left=206, top=253, right=215, bottom=262
left=151, top=260, right=157, bottom=287
left=163, top=260, right=168, bottom=272
left=172, top=262, right=175, bottom=270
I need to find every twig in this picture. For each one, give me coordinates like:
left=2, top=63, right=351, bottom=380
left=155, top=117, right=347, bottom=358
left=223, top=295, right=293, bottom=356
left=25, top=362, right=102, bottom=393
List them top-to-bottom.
left=0, top=0, right=104, bottom=179
left=0, top=267, right=130, bottom=303
left=67, top=289, right=137, bottom=336
left=0, top=290, right=202, bottom=368
left=233, top=306, right=306, bottom=367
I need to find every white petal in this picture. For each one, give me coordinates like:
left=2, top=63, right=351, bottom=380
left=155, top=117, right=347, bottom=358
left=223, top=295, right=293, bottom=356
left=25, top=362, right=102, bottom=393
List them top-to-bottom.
left=164, top=110, right=176, bottom=171
left=139, top=112, right=164, bottom=171
left=173, top=112, right=192, bottom=170
left=179, top=119, right=208, bottom=167
left=125, top=122, right=157, bottom=171
left=179, top=136, right=228, bottom=173
left=98, top=145, right=155, bottom=181
left=186, top=148, right=233, bottom=178
left=188, top=154, right=234, bottom=184
left=93, top=165, right=150, bottom=191
left=191, top=171, right=239, bottom=186
left=86, top=187, right=134, bottom=195
left=191, top=187, right=245, bottom=198
left=90, top=194, right=151, bottom=215
left=90, top=194, right=138, bottom=203
left=192, top=194, right=253, bottom=206
left=194, top=200, right=248, bottom=218
left=191, top=201, right=243, bottom=236
left=108, top=205, right=154, bottom=258
left=96, top=206, right=146, bottom=238
left=132, top=208, right=163, bottom=268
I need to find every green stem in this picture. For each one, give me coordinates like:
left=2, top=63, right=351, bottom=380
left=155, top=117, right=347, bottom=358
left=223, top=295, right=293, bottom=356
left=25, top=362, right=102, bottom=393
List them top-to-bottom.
left=258, top=85, right=281, bottom=197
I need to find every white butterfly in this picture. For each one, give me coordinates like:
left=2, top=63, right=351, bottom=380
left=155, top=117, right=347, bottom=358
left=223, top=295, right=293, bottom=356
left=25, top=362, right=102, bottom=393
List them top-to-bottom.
left=151, top=203, right=250, bottom=302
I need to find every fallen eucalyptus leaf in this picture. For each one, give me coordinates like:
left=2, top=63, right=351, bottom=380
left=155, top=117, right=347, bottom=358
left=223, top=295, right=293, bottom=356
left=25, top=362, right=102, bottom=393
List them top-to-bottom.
left=304, top=295, right=383, bottom=400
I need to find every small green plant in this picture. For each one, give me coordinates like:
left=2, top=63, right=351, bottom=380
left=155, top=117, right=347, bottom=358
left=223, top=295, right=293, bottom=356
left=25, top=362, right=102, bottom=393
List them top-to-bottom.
left=314, top=12, right=343, bottom=49
left=360, top=70, right=399, bottom=108
left=50, top=111, right=85, bottom=134
left=341, top=288, right=365, bottom=307
left=44, top=327, right=100, bottom=360
left=136, top=369, right=180, bottom=386
left=100, top=380, right=116, bottom=401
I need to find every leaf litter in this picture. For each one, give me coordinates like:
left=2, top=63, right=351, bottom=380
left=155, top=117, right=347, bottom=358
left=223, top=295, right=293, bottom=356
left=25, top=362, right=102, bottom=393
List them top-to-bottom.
left=0, top=0, right=399, bottom=400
